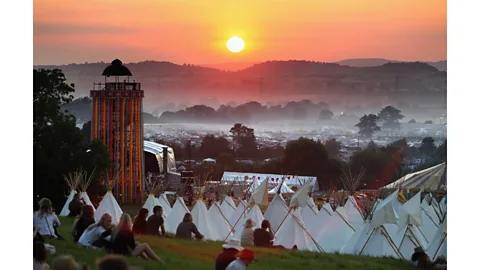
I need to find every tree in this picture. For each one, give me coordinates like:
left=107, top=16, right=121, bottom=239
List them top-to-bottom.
left=34, top=69, right=109, bottom=210
left=378, top=106, right=404, bottom=129
left=319, top=109, right=334, bottom=120
left=355, top=114, right=381, bottom=138
left=408, top=119, right=417, bottom=124
left=424, top=120, right=433, bottom=125
left=81, top=121, right=91, bottom=143
left=229, top=123, right=256, bottom=156
left=198, top=135, right=231, bottom=159
left=282, top=137, right=329, bottom=176
left=419, top=137, right=436, bottom=157
left=324, top=138, right=342, bottom=159
left=216, top=152, right=236, bottom=169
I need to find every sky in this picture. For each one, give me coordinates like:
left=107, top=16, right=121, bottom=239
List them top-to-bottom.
left=34, top=0, right=446, bottom=65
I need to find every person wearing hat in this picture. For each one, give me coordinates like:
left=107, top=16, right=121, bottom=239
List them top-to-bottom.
left=240, top=219, right=256, bottom=246
left=215, top=239, right=243, bottom=270
left=225, top=249, right=255, bottom=270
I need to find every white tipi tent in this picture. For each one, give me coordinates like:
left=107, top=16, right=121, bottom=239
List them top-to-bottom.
left=78, top=169, right=97, bottom=211
left=60, top=170, right=83, bottom=216
left=94, top=170, right=123, bottom=224
left=142, top=177, right=162, bottom=218
left=249, top=178, right=261, bottom=193
left=268, top=181, right=294, bottom=194
left=95, top=191, right=123, bottom=224
left=157, top=193, right=172, bottom=218
left=264, top=193, right=289, bottom=232
left=220, top=196, right=237, bottom=221
left=341, top=196, right=364, bottom=230
left=166, top=197, right=190, bottom=234
left=306, top=197, right=318, bottom=214
left=191, top=200, right=219, bottom=241
left=229, top=200, right=248, bottom=226
left=208, top=202, right=234, bottom=241
left=229, top=204, right=264, bottom=240
left=314, top=207, right=356, bottom=252
left=274, top=208, right=320, bottom=251
left=426, top=215, right=447, bottom=260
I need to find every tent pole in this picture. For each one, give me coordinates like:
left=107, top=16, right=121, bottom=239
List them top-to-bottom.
left=223, top=205, right=250, bottom=242
left=274, top=207, right=293, bottom=237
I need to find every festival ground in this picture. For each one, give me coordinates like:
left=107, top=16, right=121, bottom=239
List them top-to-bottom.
left=48, top=216, right=413, bottom=270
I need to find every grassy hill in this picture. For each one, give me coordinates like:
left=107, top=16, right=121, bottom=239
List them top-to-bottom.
left=44, top=217, right=413, bottom=270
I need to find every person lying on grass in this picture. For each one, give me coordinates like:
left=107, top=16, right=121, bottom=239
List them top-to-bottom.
left=34, top=198, right=62, bottom=240
left=72, top=205, right=95, bottom=242
left=146, top=206, right=166, bottom=236
left=132, top=208, right=149, bottom=235
left=78, top=213, right=113, bottom=250
left=111, top=213, right=164, bottom=264
left=175, top=213, right=204, bottom=240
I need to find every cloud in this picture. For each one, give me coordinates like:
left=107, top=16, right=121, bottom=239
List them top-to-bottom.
left=34, top=23, right=141, bottom=35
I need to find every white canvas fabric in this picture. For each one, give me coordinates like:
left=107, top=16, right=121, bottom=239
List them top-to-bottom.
left=249, top=178, right=261, bottom=193
left=248, top=179, right=269, bottom=207
left=289, top=179, right=312, bottom=208
left=268, top=182, right=294, bottom=194
left=60, top=190, right=77, bottom=216
left=94, top=191, right=123, bottom=224
left=397, top=191, right=423, bottom=232
left=80, top=192, right=96, bottom=211
left=158, top=193, right=172, bottom=218
left=143, top=194, right=160, bottom=218
left=264, top=194, right=289, bottom=233
left=220, top=196, right=237, bottom=221
left=342, top=196, right=364, bottom=230
left=166, top=197, right=190, bottom=234
left=306, top=197, right=318, bottom=214
left=421, top=199, right=441, bottom=226
left=191, top=200, right=218, bottom=241
left=229, top=200, right=248, bottom=227
left=208, top=202, right=234, bottom=241
left=321, top=203, right=334, bottom=215
left=229, top=204, right=264, bottom=240
left=301, top=204, right=319, bottom=236
left=419, top=206, right=440, bottom=243
left=274, top=209, right=319, bottom=251
left=314, top=211, right=355, bottom=252
left=426, top=216, right=447, bottom=260
left=341, top=221, right=370, bottom=255
left=360, top=225, right=402, bottom=259
left=398, top=226, right=428, bottom=259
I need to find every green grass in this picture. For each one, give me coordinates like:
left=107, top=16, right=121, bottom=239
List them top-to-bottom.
left=44, top=217, right=413, bottom=270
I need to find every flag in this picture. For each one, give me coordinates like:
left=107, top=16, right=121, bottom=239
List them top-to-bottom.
left=290, top=179, right=312, bottom=208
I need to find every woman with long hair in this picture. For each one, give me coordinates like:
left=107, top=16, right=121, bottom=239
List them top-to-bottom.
left=33, top=198, right=61, bottom=239
left=72, top=205, right=95, bottom=242
left=132, top=208, right=149, bottom=234
left=78, top=213, right=113, bottom=250
left=111, top=213, right=163, bottom=264
left=175, top=213, right=204, bottom=240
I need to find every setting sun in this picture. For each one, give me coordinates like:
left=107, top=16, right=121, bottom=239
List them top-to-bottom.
left=226, top=36, right=245, bottom=53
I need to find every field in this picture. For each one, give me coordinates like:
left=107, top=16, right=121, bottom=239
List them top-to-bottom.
left=43, top=216, right=413, bottom=270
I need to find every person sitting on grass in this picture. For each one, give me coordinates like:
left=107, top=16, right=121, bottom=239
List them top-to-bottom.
left=68, top=193, right=84, bottom=217
left=34, top=198, right=62, bottom=240
left=72, top=205, right=95, bottom=242
left=146, top=206, right=166, bottom=236
left=132, top=208, right=149, bottom=235
left=78, top=213, right=113, bottom=250
left=111, top=213, right=164, bottom=264
left=175, top=213, right=204, bottom=240
left=240, top=219, right=256, bottom=247
left=253, top=220, right=294, bottom=250
left=215, top=238, right=243, bottom=270
left=34, top=241, right=50, bottom=270
left=411, top=247, right=447, bottom=269
left=225, top=249, right=255, bottom=270
left=96, top=254, right=142, bottom=270
left=51, top=255, right=88, bottom=270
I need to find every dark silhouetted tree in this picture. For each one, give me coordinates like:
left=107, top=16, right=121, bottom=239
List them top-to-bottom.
left=378, top=106, right=404, bottom=129
left=319, top=109, right=334, bottom=120
left=355, top=114, right=381, bottom=138
left=408, top=119, right=417, bottom=124
left=424, top=120, right=433, bottom=124
left=229, top=123, right=255, bottom=154
left=198, top=135, right=231, bottom=159
left=282, top=137, right=329, bottom=176
left=419, top=137, right=436, bottom=157
left=324, top=138, right=342, bottom=159
left=216, top=152, right=236, bottom=170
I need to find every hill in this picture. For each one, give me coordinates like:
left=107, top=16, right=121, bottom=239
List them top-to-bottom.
left=336, top=58, right=446, bottom=71
left=34, top=60, right=447, bottom=111
left=44, top=217, right=412, bottom=270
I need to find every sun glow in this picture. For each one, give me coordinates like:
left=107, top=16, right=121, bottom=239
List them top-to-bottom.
left=226, top=36, right=245, bottom=53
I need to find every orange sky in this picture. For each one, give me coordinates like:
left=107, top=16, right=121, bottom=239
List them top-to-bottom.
left=34, top=0, right=446, bottom=65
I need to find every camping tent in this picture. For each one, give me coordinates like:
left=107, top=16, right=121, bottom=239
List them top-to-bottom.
left=384, top=163, right=446, bottom=191
left=60, top=170, right=83, bottom=216
left=268, top=181, right=294, bottom=194
left=60, top=190, right=77, bottom=216
left=94, top=191, right=123, bottom=224
left=157, top=193, right=172, bottom=218
left=143, top=194, right=160, bottom=218
left=264, top=194, right=289, bottom=232
left=220, top=196, right=237, bottom=221
left=166, top=197, right=190, bottom=234
left=306, top=197, right=318, bottom=214
left=191, top=200, right=218, bottom=241
left=208, top=202, right=234, bottom=241
left=229, top=204, right=264, bottom=240
left=274, top=208, right=320, bottom=252
left=426, top=216, right=447, bottom=260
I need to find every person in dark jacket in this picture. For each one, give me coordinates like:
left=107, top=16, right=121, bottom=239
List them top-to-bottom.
left=68, top=193, right=84, bottom=217
left=72, top=205, right=95, bottom=242
left=146, top=206, right=166, bottom=236
left=132, top=208, right=148, bottom=234
left=111, top=213, right=163, bottom=264
left=175, top=213, right=204, bottom=240
left=215, top=238, right=243, bottom=270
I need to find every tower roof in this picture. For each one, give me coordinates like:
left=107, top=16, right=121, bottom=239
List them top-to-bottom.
left=102, top=59, right=132, bottom=77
